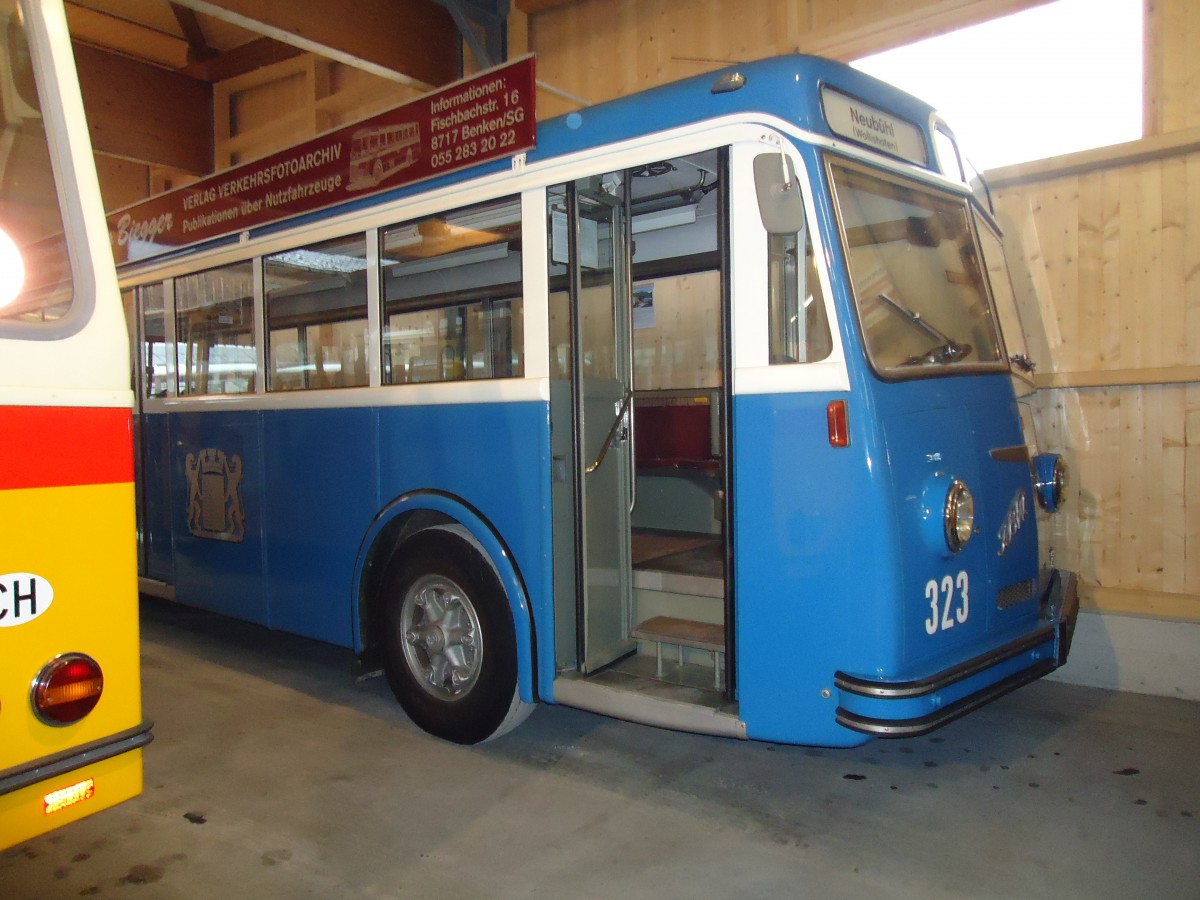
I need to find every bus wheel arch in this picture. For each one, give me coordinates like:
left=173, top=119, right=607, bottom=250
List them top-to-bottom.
left=355, top=495, right=536, bottom=742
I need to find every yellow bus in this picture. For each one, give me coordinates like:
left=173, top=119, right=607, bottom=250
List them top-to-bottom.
left=0, top=0, right=149, bottom=848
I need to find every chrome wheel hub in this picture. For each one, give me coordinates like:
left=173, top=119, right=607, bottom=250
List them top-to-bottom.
left=400, top=574, right=482, bottom=700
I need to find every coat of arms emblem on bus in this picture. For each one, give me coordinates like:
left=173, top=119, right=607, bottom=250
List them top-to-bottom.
left=185, top=449, right=245, bottom=542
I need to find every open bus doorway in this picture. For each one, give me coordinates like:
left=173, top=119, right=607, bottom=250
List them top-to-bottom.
left=548, top=148, right=732, bottom=704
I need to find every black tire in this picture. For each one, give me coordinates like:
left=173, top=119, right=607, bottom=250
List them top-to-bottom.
left=380, top=528, right=527, bottom=744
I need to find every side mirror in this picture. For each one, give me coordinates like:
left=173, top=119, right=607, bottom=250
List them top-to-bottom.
left=753, top=153, right=805, bottom=235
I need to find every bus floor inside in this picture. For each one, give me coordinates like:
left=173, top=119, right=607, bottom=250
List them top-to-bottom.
left=626, top=527, right=727, bottom=696
left=631, top=528, right=724, bottom=580
left=583, top=651, right=734, bottom=712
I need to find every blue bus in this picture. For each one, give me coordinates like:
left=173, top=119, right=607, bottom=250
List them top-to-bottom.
left=116, top=54, right=1077, bottom=746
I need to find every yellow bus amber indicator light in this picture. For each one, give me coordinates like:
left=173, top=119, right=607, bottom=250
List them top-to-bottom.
left=43, top=778, right=96, bottom=815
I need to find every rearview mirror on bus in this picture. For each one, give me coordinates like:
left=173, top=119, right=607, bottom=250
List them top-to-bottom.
left=753, top=153, right=805, bottom=235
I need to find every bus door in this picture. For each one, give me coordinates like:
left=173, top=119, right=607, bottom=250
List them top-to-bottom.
left=550, top=150, right=732, bottom=691
left=550, top=174, right=636, bottom=673
left=126, top=283, right=175, bottom=587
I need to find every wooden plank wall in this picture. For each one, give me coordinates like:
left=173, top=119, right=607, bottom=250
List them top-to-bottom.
left=97, top=0, right=1046, bottom=201
left=104, top=0, right=1044, bottom=196
left=524, top=0, right=1046, bottom=117
left=987, top=0, right=1200, bottom=620
left=1143, top=0, right=1200, bottom=136
left=101, top=58, right=425, bottom=203
left=212, top=58, right=423, bottom=170
left=992, top=165, right=1200, bottom=617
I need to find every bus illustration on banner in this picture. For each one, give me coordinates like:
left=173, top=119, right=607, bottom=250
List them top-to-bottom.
left=348, top=122, right=422, bottom=190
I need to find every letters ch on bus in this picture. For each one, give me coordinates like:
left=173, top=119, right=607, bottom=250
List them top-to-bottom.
left=185, top=449, right=246, bottom=542
left=0, top=573, right=54, bottom=626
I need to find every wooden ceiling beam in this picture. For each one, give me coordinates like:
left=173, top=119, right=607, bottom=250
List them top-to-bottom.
left=170, top=0, right=459, bottom=87
left=512, top=0, right=576, bottom=13
left=65, top=2, right=190, bottom=69
left=170, top=3, right=220, bottom=63
left=181, top=36, right=305, bottom=82
left=73, top=42, right=213, bottom=174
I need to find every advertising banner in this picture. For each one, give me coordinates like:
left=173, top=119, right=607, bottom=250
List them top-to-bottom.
left=109, top=56, right=536, bottom=264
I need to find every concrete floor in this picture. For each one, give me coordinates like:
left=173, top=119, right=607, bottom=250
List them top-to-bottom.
left=3, top=598, right=1199, bottom=900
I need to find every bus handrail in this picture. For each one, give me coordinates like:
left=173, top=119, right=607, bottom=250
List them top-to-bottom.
left=585, top=388, right=632, bottom=475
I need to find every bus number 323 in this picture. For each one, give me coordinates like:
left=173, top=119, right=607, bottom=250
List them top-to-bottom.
left=925, top=572, right=969, bottom=635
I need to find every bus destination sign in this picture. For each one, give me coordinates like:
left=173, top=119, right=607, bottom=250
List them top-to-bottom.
left=108, top=56, right=536, bottom=264
left=820, top=86, right=927, bottom=167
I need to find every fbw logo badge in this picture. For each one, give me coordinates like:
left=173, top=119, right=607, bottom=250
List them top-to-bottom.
left=185, top=448, right=245, bottom=542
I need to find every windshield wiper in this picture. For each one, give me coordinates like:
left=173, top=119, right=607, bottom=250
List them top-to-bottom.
left=876, top=292, right=973, bottom=365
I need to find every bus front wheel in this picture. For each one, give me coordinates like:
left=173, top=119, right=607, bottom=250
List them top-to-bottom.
left=380, top=528, right=531, bottom=744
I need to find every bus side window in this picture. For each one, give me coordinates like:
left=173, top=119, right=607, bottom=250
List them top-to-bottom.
left=755, top=153, right=831, bottom=365
left=380, top=196, right=523, bottom=385
left=263, top=233, right=369, bottom=392
left=175, top=261, right=256, bottom=396
left=137, top=283, right=169, bottom=397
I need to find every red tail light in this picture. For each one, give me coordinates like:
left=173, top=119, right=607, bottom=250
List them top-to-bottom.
left=827, top=400, right=849, bottom=447
left=32, top=654, right=103, bottom=725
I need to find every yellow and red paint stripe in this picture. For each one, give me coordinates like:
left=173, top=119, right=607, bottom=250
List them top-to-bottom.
left=0, top=403, right=145, bottom=849
left=0, top=405, right=133, bottom=490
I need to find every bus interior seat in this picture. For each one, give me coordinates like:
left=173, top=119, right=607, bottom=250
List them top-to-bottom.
left=632, top=391, right=724, bottom=560
left=633, top=393, right=719, bottom=475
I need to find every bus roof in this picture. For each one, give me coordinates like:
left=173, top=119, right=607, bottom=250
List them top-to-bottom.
left=528, top=54, right=938, bottom=166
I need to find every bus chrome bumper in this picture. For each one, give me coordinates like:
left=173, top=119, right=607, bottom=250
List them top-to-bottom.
left=833, top=569, right=1079, bottom=738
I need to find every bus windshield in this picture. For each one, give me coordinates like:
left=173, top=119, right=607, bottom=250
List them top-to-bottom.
left=830, top=159, right=1004, bottom=375
left=974, top=207, right=1037, bottom=395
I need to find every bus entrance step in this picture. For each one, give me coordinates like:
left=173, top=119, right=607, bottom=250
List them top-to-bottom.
left=631, top=616, right=725, bottom=689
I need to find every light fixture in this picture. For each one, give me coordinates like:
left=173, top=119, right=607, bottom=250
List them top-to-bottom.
left=444, top=199, right=521, bottom=230
left=631, top=206, right=697, bottom=234
left=0, top=227, right=26, bottom=309
left=388, top=242, right=509, bottom=277
left=269, top=247, right=368, bottom=273
left=1034, top=453, right=1067, bottom=512
left=944, top=479, right=975, bottom=552
left=31, top=653, right=104, bottom=726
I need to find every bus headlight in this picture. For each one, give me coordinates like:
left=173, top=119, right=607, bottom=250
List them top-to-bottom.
left=1034, top=453, right=1067, bottom=512
left=944, top=479, right=975, bottom=552
left=31, top=654, right=103, bottom=726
